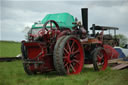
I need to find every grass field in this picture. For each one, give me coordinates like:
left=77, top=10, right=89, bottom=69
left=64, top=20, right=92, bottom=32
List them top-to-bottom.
left=0, top=41, right=21, bottom=57
left=0, top=41, right=128, bottom=85
left=0, top=60, right=128, bottom=85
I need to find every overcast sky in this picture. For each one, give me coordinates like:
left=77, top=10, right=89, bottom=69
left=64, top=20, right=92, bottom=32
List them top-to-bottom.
left=0, top=0, right=128, bottom=41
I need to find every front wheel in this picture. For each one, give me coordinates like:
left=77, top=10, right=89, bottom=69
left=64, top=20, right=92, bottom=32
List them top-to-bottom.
left=53, top=36, right=84, bottom=75
left=92, top=47, right=108, bottom=71
left=23, top=63, right=37, bottom=75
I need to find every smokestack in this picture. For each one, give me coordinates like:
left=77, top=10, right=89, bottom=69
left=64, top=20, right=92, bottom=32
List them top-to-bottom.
left=81, top=8, right=88, bottom=32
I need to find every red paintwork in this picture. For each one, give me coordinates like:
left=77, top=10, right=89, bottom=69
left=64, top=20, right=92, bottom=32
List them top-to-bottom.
left=22, top=20, right=111, bottom=74
left=22, top=21, right=65, bottom=73
left=23, top=28, right=108, bottom=73
left=23, top=29, right=72, bottom=73
left=57, top=29, right=71, bottom=39
left=63, top=38, right=84, bottom=74
left=81, top=38, right=102, bottom=44
left=23, top=42, right=54, bottom=73
left=103, top=45, right=119, bottom=59
left=97, top=48, right=108, bottom=70
left=28, top=55, right=54, bottom=73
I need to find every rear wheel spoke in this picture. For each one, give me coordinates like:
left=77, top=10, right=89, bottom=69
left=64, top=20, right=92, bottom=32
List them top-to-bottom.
left=54, top=36, right=84, bottom=75
left=71, top=41, right=75, bottom=50
left=67, top=42, right=71, bottom=52
left=72, top=47, right=75, bottom=53
left=64, top=48, right=69, bottom=54
left=72, top=49, right=79, bottom=55
left=73, top=53, right=80, bottom=58
left=72, top=59, right=80, bottom=65
left=64, top=62, right=68, bottom=67
left=70, top=64, right=76, bottom=72
left=66, top=65, right=70, bottom=74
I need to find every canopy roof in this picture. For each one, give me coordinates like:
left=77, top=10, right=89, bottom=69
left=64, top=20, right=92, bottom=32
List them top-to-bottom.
left=32, top=13, right=75, bottom=30
left=90, top=26, right=119, bottom=30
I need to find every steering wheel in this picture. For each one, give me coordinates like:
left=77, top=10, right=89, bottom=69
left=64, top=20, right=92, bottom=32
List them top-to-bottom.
left=37, top=20, right=60, bottom=41
left=37, top=20, right=59, bottom=36
left=43, top=20, right=59, bottom=31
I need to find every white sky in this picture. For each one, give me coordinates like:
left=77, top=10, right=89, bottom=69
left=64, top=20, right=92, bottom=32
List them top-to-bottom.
left=0, top=0, right=128, bottom=41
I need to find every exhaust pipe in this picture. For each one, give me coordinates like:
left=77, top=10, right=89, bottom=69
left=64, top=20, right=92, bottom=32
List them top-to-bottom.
left=81, top=8, right=88, bottom=33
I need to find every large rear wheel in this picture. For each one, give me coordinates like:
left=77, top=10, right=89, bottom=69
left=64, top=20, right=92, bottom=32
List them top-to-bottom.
left=53, top=36, right=84, bottom=75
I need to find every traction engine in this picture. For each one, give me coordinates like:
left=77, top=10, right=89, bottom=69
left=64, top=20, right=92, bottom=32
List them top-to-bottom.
left=21, top=8, right=118, bottom=75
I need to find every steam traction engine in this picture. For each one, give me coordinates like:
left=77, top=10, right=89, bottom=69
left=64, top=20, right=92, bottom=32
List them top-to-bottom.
left=21, top=8, right=115, bottom=75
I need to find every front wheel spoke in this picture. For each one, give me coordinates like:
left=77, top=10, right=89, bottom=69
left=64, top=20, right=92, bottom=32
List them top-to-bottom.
left=97, top=55, right=102, bottom=62
left=101, top=59, right=104, bottom=64
left=97, top=60, right=100, bottom=64
left=98, top=62, right=103, bottom=66
left=97, top=63, right=100, bottom=66
left=70, top=64, right=76, bottom=72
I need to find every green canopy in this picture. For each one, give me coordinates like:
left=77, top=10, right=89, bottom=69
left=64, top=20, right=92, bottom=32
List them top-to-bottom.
left=32, top=13, right=75, bottom=30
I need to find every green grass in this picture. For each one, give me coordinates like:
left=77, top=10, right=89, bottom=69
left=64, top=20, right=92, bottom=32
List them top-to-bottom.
left=0, top=41, right=21, bottom=57
left=0, top=41, right=128, bottom=85
left=0, top=61, right=128, bottom=85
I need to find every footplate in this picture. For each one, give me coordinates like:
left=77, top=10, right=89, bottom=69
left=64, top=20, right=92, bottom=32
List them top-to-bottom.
left=23, top=59, right=44, bottom=64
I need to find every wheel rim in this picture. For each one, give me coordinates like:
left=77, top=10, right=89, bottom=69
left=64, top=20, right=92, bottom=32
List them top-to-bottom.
left=63, top=38, right=84, bottom=74
left=96, top=49, right=107, bottom=70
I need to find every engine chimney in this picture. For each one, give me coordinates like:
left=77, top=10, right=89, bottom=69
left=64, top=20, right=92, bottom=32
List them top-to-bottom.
left=81, top=8, right=88, bottom=32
